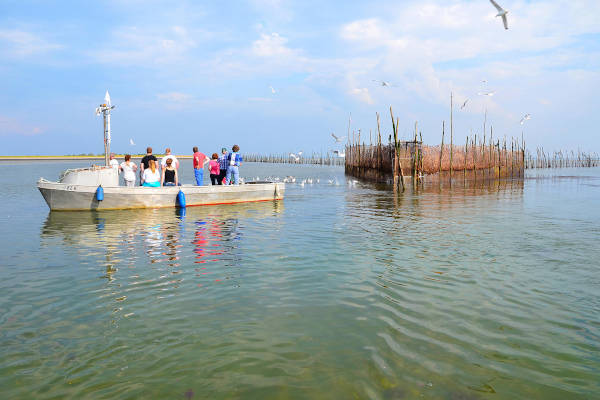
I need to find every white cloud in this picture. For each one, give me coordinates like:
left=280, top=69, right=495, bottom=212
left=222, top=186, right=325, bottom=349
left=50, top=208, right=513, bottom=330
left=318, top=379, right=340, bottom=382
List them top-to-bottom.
left=91, top=25, right=199, bottom=65
left=0, top=29, right=62, bottom=57
left=252, top=32, right=296, bottom=58
left=350, top=88, right=373, bottom=104
left=157, top=92, right=193, bottom=102
left=0, top=115, right=45, bottom=136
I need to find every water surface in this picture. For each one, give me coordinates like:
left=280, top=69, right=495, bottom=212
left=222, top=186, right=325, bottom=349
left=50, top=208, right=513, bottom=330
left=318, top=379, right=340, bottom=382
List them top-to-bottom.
left=1, top=161, right=599, bottom=399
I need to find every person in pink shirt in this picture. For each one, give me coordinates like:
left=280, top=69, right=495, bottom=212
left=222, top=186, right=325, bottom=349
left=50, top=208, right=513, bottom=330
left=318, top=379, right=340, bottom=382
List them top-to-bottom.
left=192, top=146, right=209, bottom=186
left=209, top=153, right=221, bottom=185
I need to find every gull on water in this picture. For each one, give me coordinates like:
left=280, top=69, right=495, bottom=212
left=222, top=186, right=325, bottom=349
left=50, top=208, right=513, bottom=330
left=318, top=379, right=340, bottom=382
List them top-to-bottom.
left=489, top=0, right=509, bottom=30
left=520, top=114, right=532, bottom=125
left=331, top=133, right=346, bottom=143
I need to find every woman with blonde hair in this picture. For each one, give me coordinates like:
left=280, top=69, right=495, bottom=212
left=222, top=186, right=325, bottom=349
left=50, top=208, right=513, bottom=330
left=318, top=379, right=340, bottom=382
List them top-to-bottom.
left=142, top=159, right=161, bottom=187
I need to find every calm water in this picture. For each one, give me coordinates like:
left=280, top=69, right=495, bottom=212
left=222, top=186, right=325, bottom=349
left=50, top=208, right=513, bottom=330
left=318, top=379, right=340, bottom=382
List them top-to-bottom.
left=0, top=161, right=599, bottom=399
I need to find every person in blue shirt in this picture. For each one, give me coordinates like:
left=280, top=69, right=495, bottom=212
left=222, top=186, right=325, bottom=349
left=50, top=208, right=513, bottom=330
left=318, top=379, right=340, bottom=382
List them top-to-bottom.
left=225, top=145, right=243, bottom=185
left=217, top=147, right=228, bottom=185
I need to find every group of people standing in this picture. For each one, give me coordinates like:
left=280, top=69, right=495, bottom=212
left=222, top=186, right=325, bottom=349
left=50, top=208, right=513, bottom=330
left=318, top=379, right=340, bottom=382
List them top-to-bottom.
left=109, top=145, right=243, bottom=187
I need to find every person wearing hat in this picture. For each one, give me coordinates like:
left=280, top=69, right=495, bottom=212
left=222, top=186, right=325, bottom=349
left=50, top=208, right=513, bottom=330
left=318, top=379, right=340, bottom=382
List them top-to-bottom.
left=192, top=146, right=209, bottom=186
left=217, top=147, right=229, bottom=185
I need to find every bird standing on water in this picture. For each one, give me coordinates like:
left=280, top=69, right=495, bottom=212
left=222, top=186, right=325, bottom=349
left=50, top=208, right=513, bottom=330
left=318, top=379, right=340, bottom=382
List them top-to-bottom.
left=489, top=0, right=509, bottom=30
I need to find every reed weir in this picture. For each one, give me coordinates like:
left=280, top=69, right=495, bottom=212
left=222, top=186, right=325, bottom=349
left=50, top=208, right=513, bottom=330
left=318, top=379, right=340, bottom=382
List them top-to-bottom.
left=345, top=106, right=526, bottom=187
left=525, top=148, right=599, bottom=168
left=244, top=152, right=345, bottom=166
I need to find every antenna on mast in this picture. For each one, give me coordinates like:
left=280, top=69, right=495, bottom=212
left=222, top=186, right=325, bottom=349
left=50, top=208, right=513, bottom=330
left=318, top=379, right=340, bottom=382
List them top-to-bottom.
left=96, top=90, right=116, bottom=166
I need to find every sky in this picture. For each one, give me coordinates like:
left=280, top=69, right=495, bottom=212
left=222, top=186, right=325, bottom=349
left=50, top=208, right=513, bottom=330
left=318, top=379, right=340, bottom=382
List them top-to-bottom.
left=0, top=0, right=599, bottom=156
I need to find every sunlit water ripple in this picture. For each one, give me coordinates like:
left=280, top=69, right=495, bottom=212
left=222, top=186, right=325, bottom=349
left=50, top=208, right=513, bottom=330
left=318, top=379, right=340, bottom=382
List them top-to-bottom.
left=0, top=161, right=599, bottom=399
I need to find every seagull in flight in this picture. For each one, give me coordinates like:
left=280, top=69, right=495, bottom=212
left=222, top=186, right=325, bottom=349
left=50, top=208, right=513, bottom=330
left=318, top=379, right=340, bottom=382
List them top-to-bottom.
left=489, top=0, right=508, bottom=30
left=372, top=80, right=396, bottom=87
left=269, top=86, right=276, bottom=94
left=478, top=90, right=496, bottom=97
left=460, top=98, right=469, bottom=110
left=520, top=114, right=532, bottom=125
left=331, top=133, right=347, bottom=143
left=129, top=138, right=135, bottom=146
left=331, top=150, right=345, bottom=158
left=289, top=153, right=300, bottom=162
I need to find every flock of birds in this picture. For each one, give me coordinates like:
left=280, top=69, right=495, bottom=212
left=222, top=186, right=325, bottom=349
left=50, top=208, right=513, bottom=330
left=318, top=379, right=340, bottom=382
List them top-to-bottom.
left=128, top=1, right=516, bottom=156
left=282, top=2, right=511, bottom=162
left=247, top=175, right=352, bottom=187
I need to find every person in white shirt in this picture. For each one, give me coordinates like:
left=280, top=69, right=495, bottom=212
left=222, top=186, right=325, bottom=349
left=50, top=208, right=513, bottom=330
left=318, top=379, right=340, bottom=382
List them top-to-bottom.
left=160, top=148, right=179, bottom=170
left=109, top=153, right=119, bottom=169
left=119, top=154, right=138, bottom=187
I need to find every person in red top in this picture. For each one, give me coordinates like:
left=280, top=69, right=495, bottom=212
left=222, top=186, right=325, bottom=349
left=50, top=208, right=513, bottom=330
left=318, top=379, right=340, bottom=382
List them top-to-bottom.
left=192, top=146, right=209, bottom=186
left=208, top=153, right=221, bottom=185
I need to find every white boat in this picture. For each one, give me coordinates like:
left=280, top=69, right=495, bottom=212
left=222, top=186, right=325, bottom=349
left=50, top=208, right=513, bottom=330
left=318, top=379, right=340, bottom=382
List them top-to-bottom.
left=37, top=92, right=285, bottom=211
left=37, top=169, right=285, bottom=211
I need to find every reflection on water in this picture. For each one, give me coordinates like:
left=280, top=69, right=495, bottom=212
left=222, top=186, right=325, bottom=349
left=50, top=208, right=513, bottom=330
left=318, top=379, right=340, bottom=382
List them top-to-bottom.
left=2, top=163, right=600, bottom=399
left=41, top=201, right=283, bottom=288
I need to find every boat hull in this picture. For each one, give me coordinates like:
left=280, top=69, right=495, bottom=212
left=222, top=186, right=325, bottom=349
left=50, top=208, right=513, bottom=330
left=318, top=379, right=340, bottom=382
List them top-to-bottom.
left=38, top=181, right=285, bottom=211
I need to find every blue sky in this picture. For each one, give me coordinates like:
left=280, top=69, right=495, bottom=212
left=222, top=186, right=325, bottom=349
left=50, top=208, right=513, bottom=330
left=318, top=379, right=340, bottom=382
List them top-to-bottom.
left=1, top=0, right=599, bottom=155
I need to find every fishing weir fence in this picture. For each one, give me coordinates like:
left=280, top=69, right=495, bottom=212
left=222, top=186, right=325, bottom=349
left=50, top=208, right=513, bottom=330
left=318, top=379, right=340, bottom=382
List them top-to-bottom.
left=343, top=106, right=600, bottom=189
left=244, top=153, right=345, bottom=166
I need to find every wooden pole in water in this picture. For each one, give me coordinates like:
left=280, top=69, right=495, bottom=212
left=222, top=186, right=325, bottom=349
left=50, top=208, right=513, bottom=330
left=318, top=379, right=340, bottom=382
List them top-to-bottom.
left=450, top=92, right=454, bottom=178
left=390, top=107, right=404, bottom=191
left=377, top=112, right=382, bottom=171
left=396, top=117, right=404, bottom=190
left=413, top=121, right=418, bottom=182
left=439, top=121, right=445, bottom=175
left=490, top=126, right=494, bottom=178
left=419, top=132, right=424, bottom=179
left=464, top=136, right=468, bottom=180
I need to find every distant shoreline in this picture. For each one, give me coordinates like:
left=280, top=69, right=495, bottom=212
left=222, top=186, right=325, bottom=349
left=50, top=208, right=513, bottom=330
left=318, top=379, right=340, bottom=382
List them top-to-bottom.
left=0, top=155, right=193, bottom=161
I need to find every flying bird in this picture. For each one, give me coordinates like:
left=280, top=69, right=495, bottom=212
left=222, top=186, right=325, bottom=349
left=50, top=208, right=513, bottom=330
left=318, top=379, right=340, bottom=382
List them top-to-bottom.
left=489, top=0, right=508, bottom=30
left=372, top=80, right=396, bottom=87
left=269, top=86, right=276, bottom=94
left=478, top=90, right=496, bottom=96
left=460, top=98, right=469, bottom=110
left=520, top=114, right=532, bottom=125
left=331, top=133, right=347, bottom=143
left=129, top=138, right=135, bottom=146
left=331, top=150, right=345, bottom=158
left=289, top=153, right=300, bottom=162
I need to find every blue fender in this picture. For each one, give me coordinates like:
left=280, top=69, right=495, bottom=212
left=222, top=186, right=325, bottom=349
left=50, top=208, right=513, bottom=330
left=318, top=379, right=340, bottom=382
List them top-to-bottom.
left=96, top=185, right=104, bottom=201
left=177, top=190, right=186, bottom=208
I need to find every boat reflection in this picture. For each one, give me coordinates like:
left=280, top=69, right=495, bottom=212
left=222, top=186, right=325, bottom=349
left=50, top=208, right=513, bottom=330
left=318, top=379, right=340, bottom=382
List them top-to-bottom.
left=41, top=201, right=284, bottom=283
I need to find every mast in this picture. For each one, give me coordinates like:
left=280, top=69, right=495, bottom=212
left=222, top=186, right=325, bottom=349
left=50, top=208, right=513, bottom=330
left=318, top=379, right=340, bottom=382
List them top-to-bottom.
left=95, top=91, right=115, bottom=166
